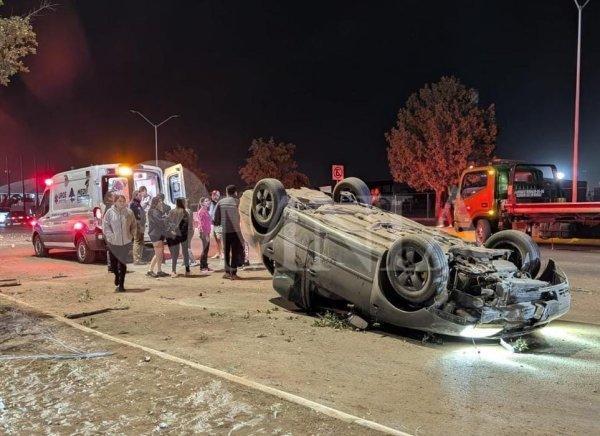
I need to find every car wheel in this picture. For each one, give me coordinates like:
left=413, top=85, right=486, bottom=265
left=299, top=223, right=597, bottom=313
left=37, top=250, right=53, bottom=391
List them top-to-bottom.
left=332, top=177, right=371, bottom=204
left=251, top=178, right=288, bottom=234
left=475, top=218, right=491, bottom=245
left=484, top=230, right=541, bottom=277
left=33, top=234, right=49, bottom=257
left=386, top=234, right=449, bottom=305
left=76, top=236, right=96, bottom=264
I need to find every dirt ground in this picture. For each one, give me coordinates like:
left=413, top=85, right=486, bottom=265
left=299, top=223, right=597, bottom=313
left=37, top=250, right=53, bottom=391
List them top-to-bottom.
left=1, top=228, right=600, bottom=435
left=0, top=303, right=377, bottom=435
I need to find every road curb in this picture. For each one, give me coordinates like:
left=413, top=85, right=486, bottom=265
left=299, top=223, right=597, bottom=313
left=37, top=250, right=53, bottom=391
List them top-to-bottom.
left=0, top=293, right=412, bottom=436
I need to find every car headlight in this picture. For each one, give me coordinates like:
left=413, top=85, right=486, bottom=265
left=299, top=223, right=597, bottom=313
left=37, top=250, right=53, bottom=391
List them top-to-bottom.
left=460, top=324, right=504, bottom=338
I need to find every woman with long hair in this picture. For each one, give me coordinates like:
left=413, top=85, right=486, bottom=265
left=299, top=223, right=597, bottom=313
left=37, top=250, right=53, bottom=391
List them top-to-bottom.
left=147, top=196, right=168, bottom=277
left=166, top=197, right=193, bottom=277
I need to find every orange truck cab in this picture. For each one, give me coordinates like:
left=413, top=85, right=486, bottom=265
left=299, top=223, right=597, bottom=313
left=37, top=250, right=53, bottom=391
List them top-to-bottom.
left=454, top=161, right=600, bottom=244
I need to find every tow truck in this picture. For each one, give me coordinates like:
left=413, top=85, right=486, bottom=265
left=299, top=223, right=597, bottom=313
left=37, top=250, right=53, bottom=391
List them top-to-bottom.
left=454, top=161, right=600, bottom=244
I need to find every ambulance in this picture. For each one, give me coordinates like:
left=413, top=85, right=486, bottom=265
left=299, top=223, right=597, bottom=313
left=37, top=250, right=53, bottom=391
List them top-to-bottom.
left=32, top=163, right=186, bottom=263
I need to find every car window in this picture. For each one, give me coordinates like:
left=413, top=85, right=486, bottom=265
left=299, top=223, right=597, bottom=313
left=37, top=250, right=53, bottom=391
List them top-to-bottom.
left=460, top=171, right=488, bottom=198
left=36, top=191, right=50, bottom=217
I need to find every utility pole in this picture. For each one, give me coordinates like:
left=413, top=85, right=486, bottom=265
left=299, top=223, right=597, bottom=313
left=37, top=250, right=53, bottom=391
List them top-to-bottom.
left=571, top=0, right=590, bottom=203
left=130, top=110, right=180, bottom=167
left=4, top=155, right=10, bottom=205
left=20, top=155, right=26, bottom=214
left=33, top=155, right=39, bottom=207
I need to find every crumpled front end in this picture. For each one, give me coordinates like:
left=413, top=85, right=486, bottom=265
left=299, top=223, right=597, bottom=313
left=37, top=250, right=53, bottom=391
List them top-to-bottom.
left=437, top=253, right=570, bottom=338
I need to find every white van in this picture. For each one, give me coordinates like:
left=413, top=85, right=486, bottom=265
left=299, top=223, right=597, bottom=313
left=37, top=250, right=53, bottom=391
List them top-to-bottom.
left=32, top=163, right=186, bottom=263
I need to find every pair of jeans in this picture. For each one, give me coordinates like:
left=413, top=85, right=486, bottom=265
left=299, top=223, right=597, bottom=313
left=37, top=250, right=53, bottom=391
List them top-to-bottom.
left=133, top=223, right=144, bottom=263
left=223, top=232, right=243, bottom=275
left=199, top=233, right=210, bottom=269
left=168, top=240, right=189, bottom=273
left=107, top=243, right=128, bottom=287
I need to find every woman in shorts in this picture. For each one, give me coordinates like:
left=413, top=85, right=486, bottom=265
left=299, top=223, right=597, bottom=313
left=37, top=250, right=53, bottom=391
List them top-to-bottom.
left=147, top=196, right=168, bottom=277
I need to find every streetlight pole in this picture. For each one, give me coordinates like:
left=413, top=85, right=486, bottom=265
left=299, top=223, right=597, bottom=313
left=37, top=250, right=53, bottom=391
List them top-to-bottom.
left=571, top=0, right=590, bottom=203
left=130, top=110, right=180, bottom=167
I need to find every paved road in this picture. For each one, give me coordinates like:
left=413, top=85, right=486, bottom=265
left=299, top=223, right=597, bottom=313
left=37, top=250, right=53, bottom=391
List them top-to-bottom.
left=1, top=226, right=599, bottom=435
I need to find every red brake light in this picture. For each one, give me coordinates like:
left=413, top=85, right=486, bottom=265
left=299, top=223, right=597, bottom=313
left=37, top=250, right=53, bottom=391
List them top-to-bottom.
left=44, top=178, right=53, bottom=187
left=30, top=219, right=37, bottom=227
left=73, top=222, right=84, bottom=231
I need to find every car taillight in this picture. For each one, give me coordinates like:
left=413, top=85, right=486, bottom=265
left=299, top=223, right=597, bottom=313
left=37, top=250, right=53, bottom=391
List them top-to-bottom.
left=30, top=219, right=37, bottom=227
left=73, top=222, right=84, bottom=231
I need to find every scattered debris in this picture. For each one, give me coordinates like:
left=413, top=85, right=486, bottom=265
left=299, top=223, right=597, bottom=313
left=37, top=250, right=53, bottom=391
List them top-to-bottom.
left=51, top=273, right=67, bottom=279
left=0, top=279, right=20, bottom=288
left=78, top=289, right=93, bottom=303
left=160, top=296, right=176, bottom=300
left=64, top=307, right=129, bottom=319
left=312, top=311, right=350, bottom=330
left=346, top=314, right=369, bottom=330
left=421, top=332, right=443, bottom=345
left=256, top=334, right=267, bottom=338
left=500, top=337, right=531, bottom=353
left=0, top=351, right=113, bottom=361
left=143, top=355, right=151, bottom=362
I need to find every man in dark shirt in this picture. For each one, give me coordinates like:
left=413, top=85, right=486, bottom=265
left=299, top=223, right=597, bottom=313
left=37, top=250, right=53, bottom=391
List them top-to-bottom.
left=213, top=184, right=244, bottom=279
left=129, top=190, right=146, bottom=265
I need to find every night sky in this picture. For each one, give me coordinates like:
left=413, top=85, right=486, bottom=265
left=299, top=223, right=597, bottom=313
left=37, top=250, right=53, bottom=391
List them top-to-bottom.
left=1, top=0, right=600, bottom=190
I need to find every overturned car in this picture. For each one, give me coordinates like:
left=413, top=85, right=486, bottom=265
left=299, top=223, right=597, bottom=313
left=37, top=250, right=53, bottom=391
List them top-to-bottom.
left=240, top=177, right=570, bottom=338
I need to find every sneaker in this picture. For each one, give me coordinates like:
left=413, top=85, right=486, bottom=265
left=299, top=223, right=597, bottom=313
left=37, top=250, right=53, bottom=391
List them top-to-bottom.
left=211, top=254, right=221, bottom=259
left=201, top=267, right=213, bottom=272
left=185, top=270, right=191, bottom=277
left=146, top=271, right=157, bottom=278
left=156, top=271, right=169, bottom=277
left=170, top=272, right=178, bottom=278
left=222, top=273, right=231, bottom=280
left=230, top=273, right=240, bottom=280
left=115, top=285, right=125, bottom=293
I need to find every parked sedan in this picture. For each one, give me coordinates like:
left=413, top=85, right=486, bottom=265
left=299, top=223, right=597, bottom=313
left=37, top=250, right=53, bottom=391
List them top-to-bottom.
left=239, top=177, right=570, bottom=339
left=1, top=210, right=34, bottom=227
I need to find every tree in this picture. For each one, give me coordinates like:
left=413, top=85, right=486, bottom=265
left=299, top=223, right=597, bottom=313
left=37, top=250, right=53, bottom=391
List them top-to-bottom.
left=0, top=1, right=52, bottom=86
left=385, top=76, right=497, bottom=215
left=239, top=137, right=310, bottom=188
left=164, top=145, right=209, bottom=205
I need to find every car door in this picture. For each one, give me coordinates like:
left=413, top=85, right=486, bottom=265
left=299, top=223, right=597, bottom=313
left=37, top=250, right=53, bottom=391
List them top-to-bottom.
left=163, top=164, right=186, bottom=206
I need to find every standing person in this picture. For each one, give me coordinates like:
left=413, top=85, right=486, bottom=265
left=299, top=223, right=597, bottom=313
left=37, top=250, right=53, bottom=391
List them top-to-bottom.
left=139, top=185, right=151, bottom=212
left=213, top=185, right=244, bottom=280
left=130, top=190, right=146, bottom=265
left=208, top=190, right=223, bottom=259
left=101, top=192, right=115, bottom=273
left=158, top=193, right=171, bottom=214
left=102, top=195, right=137, bottom=292
left=147, top=196, right=169, bottom=278
left=196, top=197, right=213, bottom=272
left=166, top=198, right=193, bottom=277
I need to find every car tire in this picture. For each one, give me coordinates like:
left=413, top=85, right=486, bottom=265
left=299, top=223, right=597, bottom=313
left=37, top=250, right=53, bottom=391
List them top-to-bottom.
left=332, top=177, right=371, bottom=204
left=251, top=178, right=288, bottom=234
left=475, top=218, right=491, bottom=245
left=484, top=230, right=541, bottom=277
left=33, top=234, right=49, bottom=257
left=386, top=234, right=449, bottom=305
left=76, top=236, right=96, bottom=264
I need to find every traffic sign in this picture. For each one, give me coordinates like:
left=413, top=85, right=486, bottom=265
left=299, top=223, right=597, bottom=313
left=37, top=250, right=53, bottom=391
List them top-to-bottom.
left=332, top=165, right=344, bottom=181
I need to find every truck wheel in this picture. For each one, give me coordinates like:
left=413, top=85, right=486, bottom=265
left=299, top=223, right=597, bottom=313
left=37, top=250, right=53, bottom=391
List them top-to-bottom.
left=332, top=177, right=371, bottom=204
left=251, top=178, right=288, bottom=234
left=475, top=219, right=491, bottom=245
left=484, top=230, right=541, bottom=277
left=33, top=234, right=49, bottom=257
left=386, top=234, right=449, bottom=305
left=76, top=236, right=96, bottom=264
